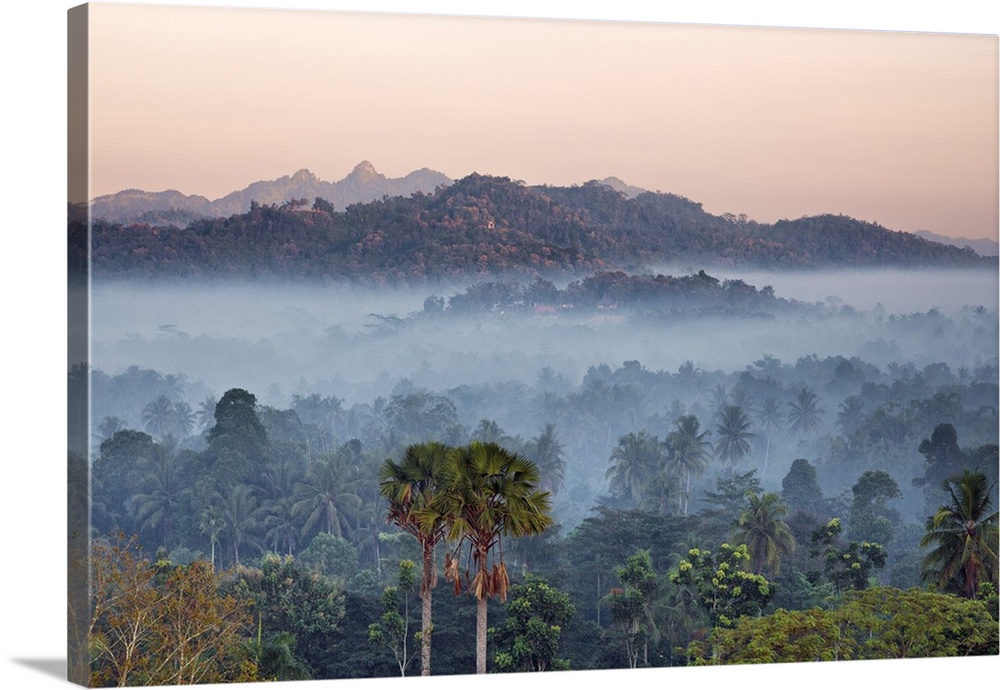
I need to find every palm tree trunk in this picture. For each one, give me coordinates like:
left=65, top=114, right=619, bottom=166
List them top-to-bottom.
left=763, top=435, right=771, bottom=478
left=420, top=543, right=433, bottom=676
left=476, top=596, right=488, bottom=674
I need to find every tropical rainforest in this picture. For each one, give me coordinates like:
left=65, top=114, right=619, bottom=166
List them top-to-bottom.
left=70, top=177, right=999, bottom=685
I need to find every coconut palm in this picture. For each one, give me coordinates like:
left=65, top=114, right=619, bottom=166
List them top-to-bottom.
left=707, top=383, right=729, bottom=413
left=788, top=387, right=822, bottom=436
left=195, top=395, right=218, bottom=432
left=142, top=396, right=175, bottom=439
left=836, top=396, right=865, bottom=436
left=752, top=397, right=784, bottom=476
left=170, top=401, right=196, bottom=439
left=714, top=405, right=755, bottom=476
left=663, top=415, right=711, bottom=516
left=523, top=423, right=567, bottom=494
left=606, top=431, right=662, bottom=506
left=379, top=441, right=451, bottom=676
left=434, top=442, right=553, bottom=674
left=132, top=451, right=186, bottom=549
left=292, top=454, right=363, bottom=541
left=920, top=469, right=999, bottom=598
left=220, top=483, right=266, bottom=567
left=732, top=491, right=796, bottom=576
left=262, top=496, right=300, bottom=556
left=198, top=501, right=226, bottom=569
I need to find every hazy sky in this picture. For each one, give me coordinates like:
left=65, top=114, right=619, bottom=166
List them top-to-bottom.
left=86, top=2, right=999, bottom=240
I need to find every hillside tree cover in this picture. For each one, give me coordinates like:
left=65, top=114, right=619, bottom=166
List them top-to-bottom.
left=86, top=175, right=993, bottom=283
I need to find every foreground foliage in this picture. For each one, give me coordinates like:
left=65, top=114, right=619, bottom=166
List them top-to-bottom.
left=89, top=534, right=258, bottom=686
left=688, top=587, right=999, bottom=663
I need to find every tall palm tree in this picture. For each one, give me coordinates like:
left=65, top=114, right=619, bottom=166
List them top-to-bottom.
left=707, top=383, right=729, bottom=413
left=788, top=387, right=822, bottom=436
left=196, top=395, right=218, bottom=432
left=142, top=396, right=175, bottom=439
left=836, top=396, right=865, bottom=437
left=752, top=397, right=784, bottom=477
left=170, top=401, right=196, bottom=439
left=714, top=405, right=755, bottom=476
left=664, top=415, right=711, bottom=516
left=524, top=423, right=566, bottom=495
left=606, top=431, right=662, bottom=506
left=379, top=442, right=451, bottom=677
left=434, top=442, right=553, bottom=674
left=132, top=451, right=187, bottom=549
left=293, top=455, right=362, bottom=541
left=920, top=470, right=999, bottom=598
left=220, top=483, right=266, bottom=567
left=732, top=491, right=796, bottom=576
left=262, top=496, right=300, bottom=556
left=198, top=501, right=226, bottom=570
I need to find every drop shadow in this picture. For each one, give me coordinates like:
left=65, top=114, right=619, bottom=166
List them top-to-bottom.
left=11, top=658, right=66, bottom=681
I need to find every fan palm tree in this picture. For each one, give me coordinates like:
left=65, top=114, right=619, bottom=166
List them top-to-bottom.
left=714, top=405, right=755, bottom=476
left=664, top=415, right=711, bottom=516
left=379, top=442, right=451, bottom=676
left=433, top=442, right=553, bottom=674
left=920, top=469, right=999, bottom=598
left=732, top=491, right=796, bottom=576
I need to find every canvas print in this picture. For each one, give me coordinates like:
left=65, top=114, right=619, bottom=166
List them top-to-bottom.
left=67, top=2, right=999, bottom=687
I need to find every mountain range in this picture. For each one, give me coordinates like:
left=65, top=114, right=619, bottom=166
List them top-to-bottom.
left=89, top=162, right=452, bottom=227
left=913, top=230, right=999, bottom=258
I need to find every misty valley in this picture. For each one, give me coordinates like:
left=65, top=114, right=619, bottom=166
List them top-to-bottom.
left=79, top=263, right=1000, bottom=681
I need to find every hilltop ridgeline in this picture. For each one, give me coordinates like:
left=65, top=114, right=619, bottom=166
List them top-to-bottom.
left=81, top=172, right=995, bottom=283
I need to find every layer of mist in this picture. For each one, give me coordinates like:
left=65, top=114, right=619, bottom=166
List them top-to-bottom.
left=90, top=268, right=998, bottom=406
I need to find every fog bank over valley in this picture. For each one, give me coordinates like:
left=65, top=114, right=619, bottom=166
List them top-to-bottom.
left=707, top=267, right=999, bottom=314
left=90, top=268, right=998, bottom=406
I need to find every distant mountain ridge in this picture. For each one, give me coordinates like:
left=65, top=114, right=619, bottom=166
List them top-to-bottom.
left=89, top=162, right=453, bottom=226
left=914, top=230, right=998, bottom=257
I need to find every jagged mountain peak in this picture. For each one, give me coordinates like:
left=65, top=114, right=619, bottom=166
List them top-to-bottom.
left=348, top=160, right=381, bottom=179
left=593, top=176, right=649, bottom=199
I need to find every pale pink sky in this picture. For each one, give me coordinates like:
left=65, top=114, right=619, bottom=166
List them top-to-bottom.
left=86, top=2, right=999, bottom=240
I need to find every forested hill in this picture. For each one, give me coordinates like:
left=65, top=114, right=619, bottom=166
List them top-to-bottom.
left=85, top=173, right=995, bottom=282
